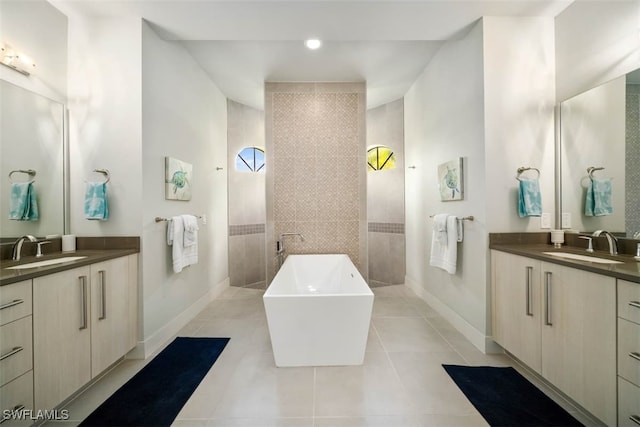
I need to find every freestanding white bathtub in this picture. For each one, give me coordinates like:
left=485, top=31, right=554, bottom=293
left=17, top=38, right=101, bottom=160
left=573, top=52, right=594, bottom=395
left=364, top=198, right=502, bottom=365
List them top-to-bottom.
left=263, top=254, right=374, bottom=367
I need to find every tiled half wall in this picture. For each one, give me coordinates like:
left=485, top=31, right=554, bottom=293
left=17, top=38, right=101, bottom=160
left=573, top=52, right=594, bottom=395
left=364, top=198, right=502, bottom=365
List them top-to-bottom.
left=265, top=82, right=368, bottom=282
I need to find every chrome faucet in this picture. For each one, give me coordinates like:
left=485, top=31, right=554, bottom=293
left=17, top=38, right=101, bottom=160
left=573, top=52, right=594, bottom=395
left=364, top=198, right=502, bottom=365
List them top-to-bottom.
left=592, top=230, right=618, bottom=255
left=276, top=233, right=305, bottom=266
left=12, top=235, right=38, bottom=261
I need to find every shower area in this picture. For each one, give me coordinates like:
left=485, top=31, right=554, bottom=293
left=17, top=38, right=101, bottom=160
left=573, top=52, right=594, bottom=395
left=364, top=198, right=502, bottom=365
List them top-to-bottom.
left=227, top=84, right=405, bottom=289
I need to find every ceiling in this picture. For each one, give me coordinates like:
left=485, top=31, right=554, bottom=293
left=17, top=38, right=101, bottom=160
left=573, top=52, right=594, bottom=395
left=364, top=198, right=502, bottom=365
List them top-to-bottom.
left=52, top=0, right=574, bottom=109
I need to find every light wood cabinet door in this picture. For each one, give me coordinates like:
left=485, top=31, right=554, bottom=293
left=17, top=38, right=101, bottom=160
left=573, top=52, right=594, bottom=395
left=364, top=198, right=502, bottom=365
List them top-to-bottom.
left=491, top=250, right=542, bottom=373
left=90, top=256, right=132, bottom=377
left=541, top=262, right=616, bottom=427
left=33, top=266, right=91, bottom=412
left=0, top=371, right=33, bottom=427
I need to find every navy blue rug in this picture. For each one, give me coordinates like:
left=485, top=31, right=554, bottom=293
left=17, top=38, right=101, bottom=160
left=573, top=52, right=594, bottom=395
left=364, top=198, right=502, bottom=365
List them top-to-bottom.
left=81, top=337, right=230, bottom=427
left=443, top=365, right=583, bottom=427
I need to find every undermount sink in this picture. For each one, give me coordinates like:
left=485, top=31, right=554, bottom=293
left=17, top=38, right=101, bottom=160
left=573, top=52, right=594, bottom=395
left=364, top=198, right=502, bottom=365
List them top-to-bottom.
left=542, top=252, right=623, bottom=265
left=5, top=256, right=88, bottom=270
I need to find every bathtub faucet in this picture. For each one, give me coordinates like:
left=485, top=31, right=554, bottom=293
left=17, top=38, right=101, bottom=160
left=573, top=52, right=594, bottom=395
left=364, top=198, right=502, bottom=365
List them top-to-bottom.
left=277, top=233, right=305, bottom=266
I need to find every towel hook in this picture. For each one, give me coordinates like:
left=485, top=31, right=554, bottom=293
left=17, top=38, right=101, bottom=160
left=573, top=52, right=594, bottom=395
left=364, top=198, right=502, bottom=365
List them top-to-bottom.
left=587, top=166, right=604, bottom=179
left=516, top=167, right=540, bottom=181
left=84, top=168, right=111, bottom=184
left=8, top=169, right=36, bottom=184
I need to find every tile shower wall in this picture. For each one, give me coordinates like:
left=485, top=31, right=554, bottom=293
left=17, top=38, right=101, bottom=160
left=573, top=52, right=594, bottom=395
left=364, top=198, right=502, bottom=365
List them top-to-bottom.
left=265, top=82, right=367, bottom=283
left=626, top=84, right=640, bottom=237
left=367, top=99, right=406, bottom=287
left=228, top=100, right=266, bottom=288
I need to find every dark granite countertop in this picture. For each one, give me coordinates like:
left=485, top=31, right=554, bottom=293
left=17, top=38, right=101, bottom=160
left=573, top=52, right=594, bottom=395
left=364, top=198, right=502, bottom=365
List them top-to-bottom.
left=490, top=243, right=640, bottom=283
left=0, top=249, right=139, bottom=286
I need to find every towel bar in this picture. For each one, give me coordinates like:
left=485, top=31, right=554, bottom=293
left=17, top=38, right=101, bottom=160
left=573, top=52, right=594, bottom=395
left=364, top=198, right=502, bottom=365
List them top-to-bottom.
left=155, top=215, right=204, bottom=223
left=429, top=215, right=474, bottom=221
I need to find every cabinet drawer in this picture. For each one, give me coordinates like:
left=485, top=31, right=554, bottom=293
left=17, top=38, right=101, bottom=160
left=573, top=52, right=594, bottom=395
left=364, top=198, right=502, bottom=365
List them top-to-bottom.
left=0, top=280, right=32, bottom=326
left=619, top=280, right=640, bottom=324
left=0, top=316, right=32, bottom=387
left=620, top=318, right=640, bottom=387
left=0, top=371, right=33, bottom=427
left=619, top=377, right=640, bottom=427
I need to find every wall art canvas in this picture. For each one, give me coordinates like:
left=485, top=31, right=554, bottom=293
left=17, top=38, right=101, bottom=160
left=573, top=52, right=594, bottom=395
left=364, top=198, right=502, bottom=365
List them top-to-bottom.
left=165, top=157, right=192, bottom=201
left=438, top=158, right=463, bottom=201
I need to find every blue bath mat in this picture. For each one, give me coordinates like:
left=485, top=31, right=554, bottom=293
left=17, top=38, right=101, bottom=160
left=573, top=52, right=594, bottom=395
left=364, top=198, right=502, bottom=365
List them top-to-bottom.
left=80, top=337, right=229, bottom=427
left=443, top=365, right=583, bottom=427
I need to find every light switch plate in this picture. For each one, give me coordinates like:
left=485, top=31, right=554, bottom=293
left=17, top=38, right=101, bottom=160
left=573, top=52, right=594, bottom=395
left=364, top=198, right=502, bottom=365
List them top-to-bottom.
left=561, top=212, right=571, bottom=229
left=540, top=213, right=551, bottom=229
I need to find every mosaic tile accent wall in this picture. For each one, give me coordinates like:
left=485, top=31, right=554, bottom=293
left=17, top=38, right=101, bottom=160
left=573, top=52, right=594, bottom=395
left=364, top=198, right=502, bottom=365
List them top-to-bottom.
left=265, top=83, right=367, bottom=282
left=626, top=85, right=640, bottom=237
left=368, top=222, right=405, bottom=234
left=229, top=224, right=266, bottom=236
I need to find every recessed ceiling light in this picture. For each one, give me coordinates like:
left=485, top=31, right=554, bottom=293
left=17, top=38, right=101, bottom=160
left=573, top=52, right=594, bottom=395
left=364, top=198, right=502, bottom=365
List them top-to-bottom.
left=305, top=39, right=322, bottom=50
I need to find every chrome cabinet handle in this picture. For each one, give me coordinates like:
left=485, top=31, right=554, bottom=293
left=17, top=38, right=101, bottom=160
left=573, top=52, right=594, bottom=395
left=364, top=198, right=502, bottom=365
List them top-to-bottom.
left=525, top=266, right=533, bottom=316
left=98, top=270, right=107, bottom=320
left=544, top=272, right=552, bottom=326
left=79, top=276, right=88, bottom=330
left=0, top=299, right=24, bottom=311
left=630, top=301, right=640, bottom=309
left=0, top=346, right=23, bottom=361
left=630, top=352, right=640, bottom=362
left=0, top=405, right=25, bottom=424
left=630, top=415, right=640, bottom=426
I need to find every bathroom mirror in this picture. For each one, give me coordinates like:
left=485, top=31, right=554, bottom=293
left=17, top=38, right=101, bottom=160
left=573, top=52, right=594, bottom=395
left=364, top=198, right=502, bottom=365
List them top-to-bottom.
left=559, top=69, right=640, bottom=238
left=0, top=79, right=66, bottom=240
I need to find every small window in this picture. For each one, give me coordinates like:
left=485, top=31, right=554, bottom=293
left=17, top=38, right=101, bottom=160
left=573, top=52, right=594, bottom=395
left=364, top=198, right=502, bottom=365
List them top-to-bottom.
left=367, top=145, right=396, bottom=171
left=236, top=147, right=265, bottom=172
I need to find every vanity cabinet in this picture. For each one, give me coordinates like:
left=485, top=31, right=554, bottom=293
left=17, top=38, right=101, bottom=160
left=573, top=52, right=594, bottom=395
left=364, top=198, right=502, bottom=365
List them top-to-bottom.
left=491, top=251, right=617, bottom=426
left=491, top=251, right=542, bottom=372
left=33, top=255, right=137, bottom=412
left=540, top=262, right=616, bottom=427
left=618, top=279, right=640, bottom=426
left=0, top=280, right=34, bottom=425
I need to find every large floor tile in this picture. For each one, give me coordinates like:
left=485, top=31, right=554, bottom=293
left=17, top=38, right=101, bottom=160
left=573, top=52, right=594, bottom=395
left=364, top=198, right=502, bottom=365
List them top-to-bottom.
left=372, top=296, right=421, bottom=317
left=373, top=317, right=452, bottom=352
left=389, top=351, right=478, bottom=415
left=212, top=352, right=315, bottom=418
left=314, top=352, right=414, bottom=417
left=419, top=413, right=489, bottom=426
left=313, top=415, right=423, bottom=427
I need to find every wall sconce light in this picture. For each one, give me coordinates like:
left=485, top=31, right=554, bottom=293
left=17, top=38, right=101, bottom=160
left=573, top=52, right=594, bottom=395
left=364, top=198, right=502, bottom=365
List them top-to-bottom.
left=0, top=43, right=36, bottom=76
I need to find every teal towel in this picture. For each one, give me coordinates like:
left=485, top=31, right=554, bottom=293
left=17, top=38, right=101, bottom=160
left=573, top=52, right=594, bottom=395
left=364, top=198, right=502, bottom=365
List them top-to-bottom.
left=585, top=178, right=612, bottom=216
left=518, top=179, right=542, bottom=217
left=9, top=182, right=39, bottom=221
left=85, top=182, right=109, bottom=220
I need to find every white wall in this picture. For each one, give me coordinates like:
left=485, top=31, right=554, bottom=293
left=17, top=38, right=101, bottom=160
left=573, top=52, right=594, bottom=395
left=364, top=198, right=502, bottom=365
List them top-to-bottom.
left=0, top=0, right=67, bottom=103
left=556, top=0, right=640, bottom=102
left=65, top=13, right=144, bottom=237
left=483, top=16, right=556, bottom=233
left=404, top=17, right=555, bottom=352
left=404, top=20, right=487, bottom=348
left=141, top=22, right=228, bottom=345
left=560, top=76, right=626, bottom=233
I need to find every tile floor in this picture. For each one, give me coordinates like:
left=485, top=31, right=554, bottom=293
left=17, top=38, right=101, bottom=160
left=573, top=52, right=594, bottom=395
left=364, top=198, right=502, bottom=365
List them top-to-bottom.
left=53, top=285, right=597, bottom=426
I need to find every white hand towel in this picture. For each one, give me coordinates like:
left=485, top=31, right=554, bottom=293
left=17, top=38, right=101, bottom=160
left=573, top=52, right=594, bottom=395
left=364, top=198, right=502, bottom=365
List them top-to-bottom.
left=432, top=213, right=449, bottom=245
left=182, top=214, right=199, bottom=247
left=167, top=215, right=199, bottom=273
left=430, top=215, right=458, bottom=274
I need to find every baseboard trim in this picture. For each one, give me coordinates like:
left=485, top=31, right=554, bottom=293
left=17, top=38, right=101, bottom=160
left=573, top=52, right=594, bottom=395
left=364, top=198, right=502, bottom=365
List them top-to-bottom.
left=404, top=275, right=500, bottom=354
left=128, top=277, right=230, bottom=359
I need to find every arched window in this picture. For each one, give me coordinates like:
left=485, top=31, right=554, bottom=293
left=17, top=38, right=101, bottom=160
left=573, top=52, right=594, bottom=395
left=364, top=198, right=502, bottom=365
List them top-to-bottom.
left=367, top=145, right=396, bottom=171
left=236, top=147, right=265, bottom=172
